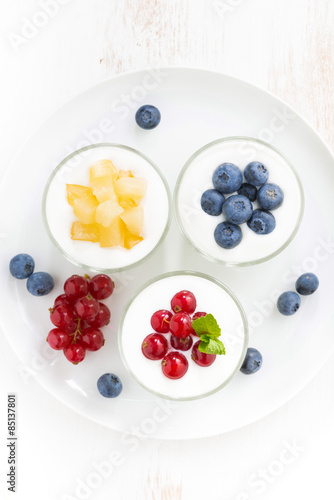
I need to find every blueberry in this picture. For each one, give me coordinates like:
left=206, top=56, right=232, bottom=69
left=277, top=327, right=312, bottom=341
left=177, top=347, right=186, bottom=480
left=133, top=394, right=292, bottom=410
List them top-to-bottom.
left=135, top=105, right=161, bottom=130
left=244, top=161, right=269, bottom=186
left=212, top=163, right=243, bottom=194
left=237, top=183, right=257, bottom=202
left=257, top=183, right=284, bottom=211
left=201, top=189, right=225, bottom=216
left=222, top=195, right=253, bottom=224
left=247, top=209, right=276, bottom=235
left=214, top=221, right=242, bottom=249
left=9, top=253, right=35, bottom=279
left=26, top=272, right=54, bottom=296
left=295, top=273, right=319, bottom=296
left=277, top=291, right=301, bottom=316
left=240, top=347, right=263, bottom=375
left=97, top=373, right=122, bottom=398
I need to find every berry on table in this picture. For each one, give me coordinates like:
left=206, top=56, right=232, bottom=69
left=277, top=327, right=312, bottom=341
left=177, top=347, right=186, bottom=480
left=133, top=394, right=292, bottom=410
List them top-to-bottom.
left=135, top=105, right=161, bottom=130
left=244, top=161, right=269, bottom=187
left=212, top=163, right=243, bottom=194
left=237, top=183, right=258, bottom=202
left=257, top=183, right=284, bottom=211
left=201, top=189, right=225, bottom=216
left=222, top=194, right=253, bottom=225
left=247, top=209, right=276, bottom=235
left=214, top=221, right=242, bottom=249
left=9, top=253, right=35, bottom=279
left=27, top=272, right=54, bottom=296
left=295, top=273, right=319, bottom=296
left=89, top=274, right=114, bottom=300
left=64, top=275, right=89, bottom=302
left=171, top=290, right=197, bottom=314
left=277, top=291, right=301, bottom=316
left=74, top=295, right=100, bottom=321
left=86, top=302, right=111, bottom=328
left=151, top=309, right=173, bottom=333
left=169, top=312, right=194, bottom=338
left=77, top=327, right=105, bottom=351
left=47, top=328, right=71, bottom=350
left=141, top=333, right=168, bottom=360
left=170, top=334, right=193, bottom=351
left=191, top=340, right=216, bottom=367
left=63, top=343, right=86, bottom=364
left=240, top=347, right=263, bottom=374
left=161, top=351, right=188, bottom=379
left=97, top=373, right=123, bottom=398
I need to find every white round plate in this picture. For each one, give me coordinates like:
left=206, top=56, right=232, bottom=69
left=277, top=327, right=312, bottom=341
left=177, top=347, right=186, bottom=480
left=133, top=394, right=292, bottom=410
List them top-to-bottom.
left=1, top=68, right=334, bottom=440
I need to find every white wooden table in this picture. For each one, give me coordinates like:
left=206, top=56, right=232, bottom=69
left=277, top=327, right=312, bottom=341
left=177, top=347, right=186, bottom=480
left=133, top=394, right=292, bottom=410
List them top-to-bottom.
left=1, top=1, right=333, bottom=498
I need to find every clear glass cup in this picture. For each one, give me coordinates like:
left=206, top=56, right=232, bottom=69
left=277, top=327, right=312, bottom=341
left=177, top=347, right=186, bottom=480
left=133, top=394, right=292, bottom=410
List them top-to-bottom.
left=174, top=136, right=305, bottom=267
left=42, top=143, right=172, bottom=273
left=119, top=270, right=249, bottom=401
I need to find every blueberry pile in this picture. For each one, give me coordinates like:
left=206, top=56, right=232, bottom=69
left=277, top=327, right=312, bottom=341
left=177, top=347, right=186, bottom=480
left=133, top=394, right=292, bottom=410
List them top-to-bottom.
left=201, top=161, right=284, bottom=249
left=9, top=253, right=54, bottom=296
left=277, top=272, right=319, bottom=316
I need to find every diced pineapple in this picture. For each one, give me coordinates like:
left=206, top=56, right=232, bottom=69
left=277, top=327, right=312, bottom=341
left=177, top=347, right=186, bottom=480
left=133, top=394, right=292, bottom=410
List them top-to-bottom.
left=89, top=160, right=118, bottom=183
left=116, top=170, right=134, bottom=180
left=91, top=175, right=117, bottom=203
left=114, top=177, right=147, bottom=200
left=66, top=184, right=93, bottom=207
left=73, top=192, right=98, bottom=224
left=118, top=198, right=138, bottom=209
left=95, top=199, right=124, bottom=228
left=120, top=206, right=144, bottom=235
left=99, top=217, right=125, bottom=248
left=71, top=221, right=99, bottom=242
left=123, top=227, right=143, bottom=249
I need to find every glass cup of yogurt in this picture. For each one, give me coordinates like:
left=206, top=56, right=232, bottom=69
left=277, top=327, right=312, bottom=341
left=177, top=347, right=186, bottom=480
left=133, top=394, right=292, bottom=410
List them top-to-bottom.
left=174, top=137, right=304, bottom=267
left=43, top=143, right=172, bottom=273
left=119, top=271, right=249, bottom=401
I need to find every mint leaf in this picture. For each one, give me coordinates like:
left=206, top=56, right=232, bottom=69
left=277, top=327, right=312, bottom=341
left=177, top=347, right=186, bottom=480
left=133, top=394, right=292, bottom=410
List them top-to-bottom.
left=192, top=313, right=221, bottom=338
left=198, top=338, right=226, bottom=356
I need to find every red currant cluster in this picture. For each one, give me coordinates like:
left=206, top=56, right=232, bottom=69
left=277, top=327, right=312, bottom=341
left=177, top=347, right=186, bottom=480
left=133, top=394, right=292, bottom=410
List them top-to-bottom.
left=47, top=274, right=114, bottom=364
left=142, top=290, right=216, bottom=380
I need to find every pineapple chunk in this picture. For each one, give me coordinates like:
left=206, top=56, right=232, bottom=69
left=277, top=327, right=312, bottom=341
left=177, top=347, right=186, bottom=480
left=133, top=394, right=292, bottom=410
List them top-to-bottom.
left=90, top=160, right=118, bottom=183
left=116, top=170, right=134, bottom=180
left=91, top=175, right=117, bottom=203
left=114, top=177, right=147, bottom=200
left=66, top=184, right=93, bottom=207
left=73, top=192, right=98, bottom=224
left=118, top=198, right=139, bottom=209
left=95, top=199, right=124, bottom=228
left=120, top=206, right=144, bottom=235
left=99, top=217, right=125, bottom=248
left=71, top=221, right=99, bottom=242
left=123, top=227, right=143, bottom=249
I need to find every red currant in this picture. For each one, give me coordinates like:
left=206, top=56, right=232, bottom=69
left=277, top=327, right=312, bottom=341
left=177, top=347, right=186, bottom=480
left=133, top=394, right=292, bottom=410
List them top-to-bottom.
left=89, top=274, right=114, bottom=300
left=64, top=275, right=89, bottom=302
left=171, top=290, right=197, bottom=314
left=54, top=294, right=71, bottom=308
left=74, top=295, right=100, bottom=321
left=85, top=303, right=111, bottom=328
left=50, top=304, right=75, bottom=329
left=150, top=309, right=173, bottom=333
left=192, top=311, right=207, bottom=320
left=169, top=312, right=194, bottom=338
left=64, top=320, right=78, bottom=334
left=47, top=328, right=71, bottom=350
left=77, top=328, right=105, bottom=351
left=141, top=333, right=168, bottom=360
left=170, top=334, right=193, bottom=351
left=191, top=340, right=216, bottom=367
left=64, top=343, right=86, bottom=364
left=161, top=351, right=188, bottom=379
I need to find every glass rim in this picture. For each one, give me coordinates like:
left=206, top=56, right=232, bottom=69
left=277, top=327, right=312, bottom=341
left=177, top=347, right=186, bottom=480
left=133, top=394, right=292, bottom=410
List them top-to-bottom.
left=174, top=136, right=305, bottom=267
left=42, top=142, right=172, bottom=274
left=118, top=270, right=249, bottom=402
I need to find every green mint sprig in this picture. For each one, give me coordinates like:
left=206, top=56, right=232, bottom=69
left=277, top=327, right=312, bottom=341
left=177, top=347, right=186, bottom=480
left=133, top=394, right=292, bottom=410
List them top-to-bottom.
left=192, top=313, right=226, bottom=356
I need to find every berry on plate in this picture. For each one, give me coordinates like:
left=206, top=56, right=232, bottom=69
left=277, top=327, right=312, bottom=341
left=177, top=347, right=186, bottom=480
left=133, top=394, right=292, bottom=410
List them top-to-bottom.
left=135, top=105, right=161, bottom=130
left=244, top=161, right=268, bottom=187
left=212, top=163, right=243, bottom=194
left=257, top=183, right=284, bottom=211
left=200, top=189, right=225, bottom=216
left=222, top=194, right=253, bottom=225
left=247, top=209, right=276, bottom=235
left=214, top=221, right=242, bottom=249
left=9, top=253, right=35, bottom=279
left=27, top=272, right=54, bottom=296
left=295, top=273, right=319, bottom=296
left=89, top=274, right=114, bottom=300
left=64, top=275, right=89, bottom=302
left=171, top=290, right=197, bottom=314
left=277, top=291, right=301, bottom=316
left=74, top=295, right=100, bottom=321
left=86, top=302, right=111, bottom=328
left=50, top=304, right=75, bottom=329
left=151, top=309, right=173, bottom=333
left=169, top=312, right=194, bottom=338
left=77, top=327, right=105, bottom=351
left=47, top=328, right=71, bottom=350
left=141, top=333, right=168, bottom=360
left=170, top=334, right=193, bottom=351
left=191, top=340, right=216, bottom=367
left=64, top=343, right=86, bottom=364
left=240, top=347, right=263, bottom=374
left=161, top=351, right=188, bottom=379
left=97, top=373, right=123, bottom=398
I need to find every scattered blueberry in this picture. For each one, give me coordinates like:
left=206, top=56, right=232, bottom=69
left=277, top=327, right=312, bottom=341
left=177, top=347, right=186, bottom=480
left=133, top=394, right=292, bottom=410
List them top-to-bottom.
left=135, top=105, right=161, bottom=130
left=244, top=161, right=269, bottom=186
left=212, top=163, right=243, bottom=194
left=237, top=183, right=257, bottom=202
left=257, top=183, right=284, bottom=211
left=201, top=189, right=225, bottom=216
left=222, top=194, right=253, bottom=224
left=247, top=209, right=276, bottom=235
left=214, top=221, right=242, bottom=249
left=9, top=253, right=35, bottom=279
left=26, top=272, right=54, bottom=296
left=295, top=273, right=319, bottom=296
left=277, top=291, right=301, bottom=316
left=240, top=347, right=263, bottom=375
left=97, top=373, right=123, bottom=398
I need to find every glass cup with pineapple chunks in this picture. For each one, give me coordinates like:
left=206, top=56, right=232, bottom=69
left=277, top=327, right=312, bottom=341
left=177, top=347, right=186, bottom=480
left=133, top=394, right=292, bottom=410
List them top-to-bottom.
left=43, top=144, right=172, bottom=273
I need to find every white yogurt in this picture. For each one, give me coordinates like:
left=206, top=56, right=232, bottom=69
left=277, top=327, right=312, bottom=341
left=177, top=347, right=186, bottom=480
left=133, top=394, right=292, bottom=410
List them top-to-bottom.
left=175, top=138, right=304, bottom=265
left=44, top=145, right=170, bottom=271
left=119, top=273, right=248, bottom=400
